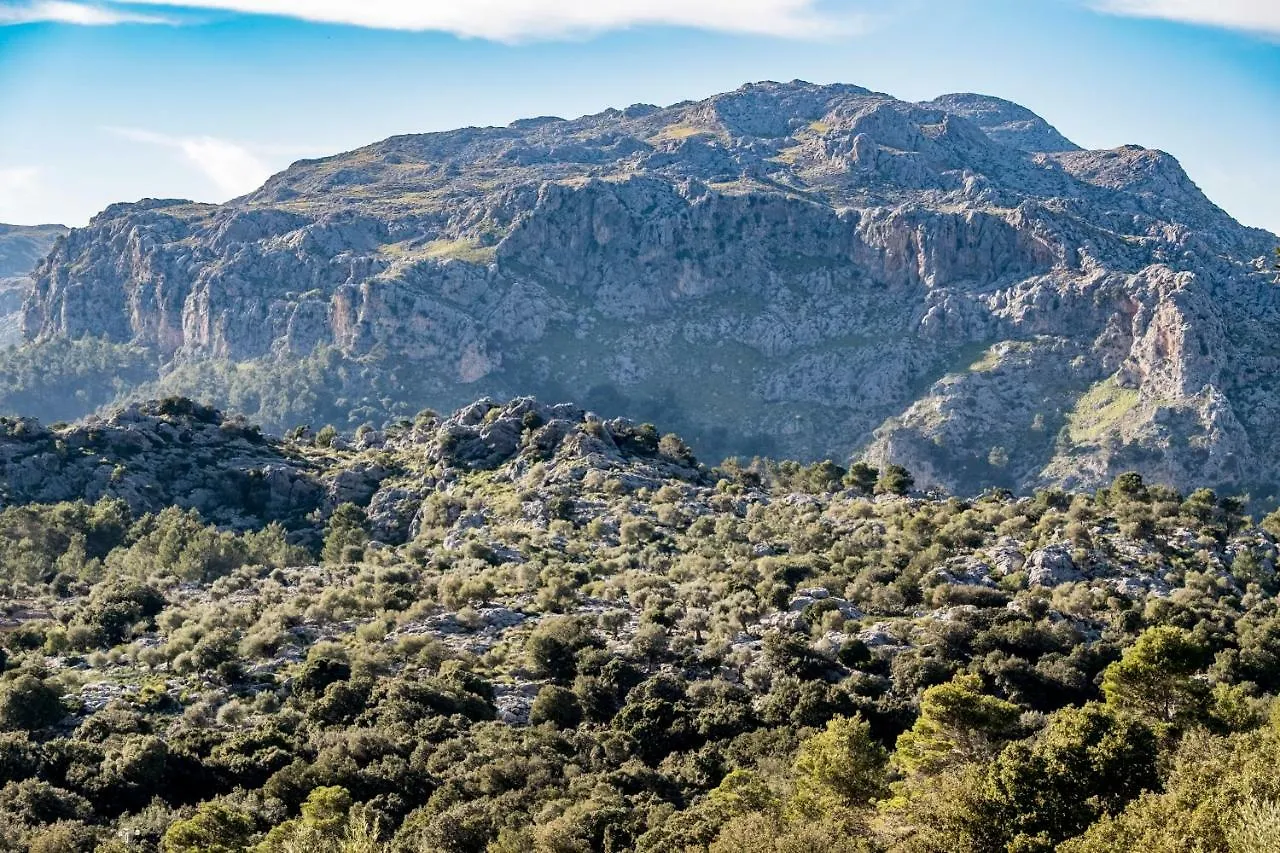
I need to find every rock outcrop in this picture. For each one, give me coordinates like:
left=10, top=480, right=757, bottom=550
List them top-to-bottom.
left=15, top=81, right=1280, bottom=497
left=0, top=396, right=703, bottom=537
left=0, top=399, right=325, bottom=529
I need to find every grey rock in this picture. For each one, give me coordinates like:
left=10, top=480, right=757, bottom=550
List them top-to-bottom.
left=17, top=81, right=1279, bottom=497
left=925, top=94, right=1081, bottom=153
left=0, top=400, right=326, bottom=529
left=990, top=539, right=1027, bottom=575
left=1027, top=544, right=1082, bottom=587
left=931, top=556, right=997, bottom=587
left=754, top=610, right=808, bottom=634
left=857, top=623, right=904, bottom=648
left=493, top=681, right=543, bottom=726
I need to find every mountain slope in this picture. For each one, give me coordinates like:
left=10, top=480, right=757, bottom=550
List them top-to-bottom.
left=16, top=81, right=1280, bottom=497
left=0, top=223, right=67, bottom=345
left=0, top=223, right=67, bottom=281
left=0, top=394, right=1273, bottom=850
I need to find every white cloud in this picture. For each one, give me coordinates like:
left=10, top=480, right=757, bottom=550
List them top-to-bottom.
left=45, top=0, right=868, bottom=39
left=1093, top=0, right=1280, bottom=36
left=0, top=1, right=172, bottom=26
left=108, top=128, right=272, bottom=198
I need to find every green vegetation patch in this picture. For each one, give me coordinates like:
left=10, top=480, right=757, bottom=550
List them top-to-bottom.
left=649, top=123, right=717, bottom=143
left=422, top=238, right=498, bottom=265
left=0, top=337, right=158, bottom=423
left=1067, top=376, right=1140, bottom=444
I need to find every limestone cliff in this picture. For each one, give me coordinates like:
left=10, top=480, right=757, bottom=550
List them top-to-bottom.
left=16, top=81, right=1280, bottom=497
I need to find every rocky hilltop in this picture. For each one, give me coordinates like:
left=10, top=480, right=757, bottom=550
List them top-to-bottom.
left=17, top=81, right=1280, bottom=497
left=0, top=395, right=703, bottom=541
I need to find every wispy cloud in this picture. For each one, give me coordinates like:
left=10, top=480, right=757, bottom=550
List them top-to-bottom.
left=4, top=0, right=871, bottom=39
left=1093, top=0, right=1280, bottom=36
left=0, top=1, right=173, bottom=26
left=107, top=128, right=272, bottom=198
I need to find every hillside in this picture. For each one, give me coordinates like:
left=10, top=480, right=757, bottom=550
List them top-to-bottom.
left=13, top=81, right=1280, bottom=498
left=0, top=224, right=67, bottom=346
left=0, top=397, right=1275, bottom=850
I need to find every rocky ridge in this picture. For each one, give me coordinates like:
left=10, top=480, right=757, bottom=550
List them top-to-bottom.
left=15, top=81, right=1280, bottom=497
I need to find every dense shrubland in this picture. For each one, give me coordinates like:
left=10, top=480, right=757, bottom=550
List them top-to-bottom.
left=0, top=339, right=156, bottom=425
left=0, top=339, right=787, bottom=461
left=0, top=340, right=408, bottom=435
left=0, top=398, right=1278, bottom=851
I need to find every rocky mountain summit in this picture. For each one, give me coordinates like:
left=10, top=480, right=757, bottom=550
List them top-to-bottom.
left=16, top=81, right=1280, bottom=497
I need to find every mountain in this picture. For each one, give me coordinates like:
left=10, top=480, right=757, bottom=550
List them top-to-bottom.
left=15, top=81, right=1280, bottom=497
left=0, top=223, right=67, bottom=346
left=0, top=223, right=67, bottom=281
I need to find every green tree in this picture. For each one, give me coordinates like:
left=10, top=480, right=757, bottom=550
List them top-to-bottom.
left=315, top=425, right=338, bottom=448
left=658, top=433, right=697, bottom=466
left=802, top=460, right=846, bottom=493
left=843, top=462, right=879, bottom=495
left=875, top=464, right=914, bottom=496
left=1108, top=471, right=1148, bottom=501
left=321, top=503, right=368, bottom=564
left=1262, top=507, right=1280, bottom=540
left=74, top=581, right=167, bottom=646
left=524, top=616, right=599, bottom=683
left=1101, top=626, right=1211, bottom=726
left=293, top=647, right=352, bottom=699
left=0, top=674, right=64, bottom=732
left=895, top=674, right=1022, bottom=777
left=529, top=685, right=583, bottom=728
left=986, top=702, right=1159, bottom=852
left=790, top=714, right=888, bottom=817
left=1062, top=715, right=1280, bottom=852
left=636, top=769, right=780, bottom=853
left=0, top=779, right=93, bottom=825
left=257, top=786, right=366, bottom=852
left=1226, top=797, right=1280, bottom=853
left=162, top=801, right=256, bottom=853
left=709, top=811, right=875, bottom=853
left=27, top=821, right=99, bottom=853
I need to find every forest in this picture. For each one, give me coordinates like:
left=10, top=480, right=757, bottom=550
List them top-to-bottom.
left=0, top=396, right=1275, bottom=852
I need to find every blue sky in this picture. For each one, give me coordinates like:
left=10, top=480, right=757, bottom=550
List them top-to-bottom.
left=0, top=0, right=1277, bottom=234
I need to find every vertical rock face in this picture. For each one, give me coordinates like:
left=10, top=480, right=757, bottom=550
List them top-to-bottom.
left=15, top=81, right=1280, bottom=496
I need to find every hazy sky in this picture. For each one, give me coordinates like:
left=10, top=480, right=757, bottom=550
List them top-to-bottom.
left=0, top=0, right=1277, bottom=234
